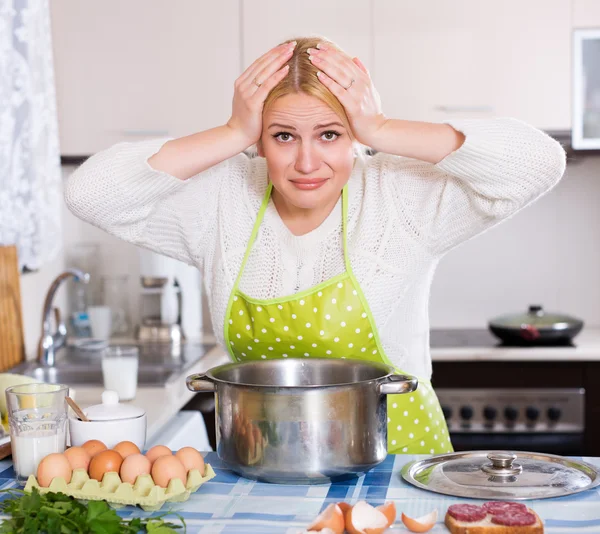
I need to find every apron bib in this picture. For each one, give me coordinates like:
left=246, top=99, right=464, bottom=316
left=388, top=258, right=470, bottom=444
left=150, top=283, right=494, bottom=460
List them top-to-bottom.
left=224, top=183, right=452, bottom=454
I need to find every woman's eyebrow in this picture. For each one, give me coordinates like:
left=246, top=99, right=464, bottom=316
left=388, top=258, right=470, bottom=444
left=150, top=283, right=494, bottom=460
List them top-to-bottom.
left=267, top=121, right=345, bottom=130
left=314, top=122, right=344, bottom=130
left=268, top=123, right=297, bottom=130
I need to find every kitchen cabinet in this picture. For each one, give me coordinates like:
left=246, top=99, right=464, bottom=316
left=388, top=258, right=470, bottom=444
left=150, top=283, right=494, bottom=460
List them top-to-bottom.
left=241, top=0, right=371, bottom=69
left=373, top=0, right=571, bottom=131
left=573, top=0, right=600, bottom=26
left=50, top=1, right=240, bottom=156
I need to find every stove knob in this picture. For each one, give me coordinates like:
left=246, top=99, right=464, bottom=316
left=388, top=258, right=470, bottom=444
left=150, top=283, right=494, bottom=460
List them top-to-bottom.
left=442, top=406, right=453, bottom=420
left=460, top=406, right=474, bottom=421
left=483, top=406, right=498, bottom=421
left=504, top=406, right=519, bottom=422
left=525, top=406, right=540, bottom=421
left=547, top=406, right=562, bottom=422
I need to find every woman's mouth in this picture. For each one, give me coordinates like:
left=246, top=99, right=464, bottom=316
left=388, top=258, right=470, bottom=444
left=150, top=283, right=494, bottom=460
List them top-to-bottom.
left=289, top=178, right=329, bottom=190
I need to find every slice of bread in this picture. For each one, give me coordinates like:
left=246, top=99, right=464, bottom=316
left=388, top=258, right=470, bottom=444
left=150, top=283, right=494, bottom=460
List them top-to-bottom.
left=444, top=503, right=544, bottom=534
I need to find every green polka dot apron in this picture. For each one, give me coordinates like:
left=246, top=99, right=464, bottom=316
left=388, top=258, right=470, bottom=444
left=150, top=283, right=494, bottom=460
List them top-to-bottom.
left=224, top=183, right=452, bottom=455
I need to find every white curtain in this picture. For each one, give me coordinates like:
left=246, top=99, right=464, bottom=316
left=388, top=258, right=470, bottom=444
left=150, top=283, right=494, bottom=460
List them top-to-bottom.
left=0, top=0, right=62, bottom=271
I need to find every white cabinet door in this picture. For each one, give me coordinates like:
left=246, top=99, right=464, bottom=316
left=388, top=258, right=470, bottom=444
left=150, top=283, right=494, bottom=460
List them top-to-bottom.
left=242, top=0, right=371, bottom=69
left=490, top=0, right=571, bottom=131
left=574, top=0, right=600, bottom=26
left=50, top=1, right=240, bottom=155
left=374, top=1, right=571, bottom=130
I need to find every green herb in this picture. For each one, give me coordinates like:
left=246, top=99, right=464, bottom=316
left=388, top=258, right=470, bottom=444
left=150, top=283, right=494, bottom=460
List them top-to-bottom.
left=0, top=488, right=186, bottom=534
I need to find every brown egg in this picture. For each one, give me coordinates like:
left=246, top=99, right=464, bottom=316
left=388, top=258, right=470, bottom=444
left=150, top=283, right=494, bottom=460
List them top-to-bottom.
left=81, top=439, right=107, bottom=457
left=113, top=441, right=141, bottom=459
left=145, top=444, right=172, bottom=465
left=64, top=446, right=91, bottom=471
left=175, top=447, right=205, bottom=475
left=88, top=450, right=123, bottom=482
left=36, top=453, right=73, bottom=487
left=119, top=453, right=151, bottom=484
left=151, top=454, right=187, bottom=488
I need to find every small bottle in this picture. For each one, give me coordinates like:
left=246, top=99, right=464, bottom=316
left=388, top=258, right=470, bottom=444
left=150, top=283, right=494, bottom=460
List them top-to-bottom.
left=70, top=284, right=91, bottom=337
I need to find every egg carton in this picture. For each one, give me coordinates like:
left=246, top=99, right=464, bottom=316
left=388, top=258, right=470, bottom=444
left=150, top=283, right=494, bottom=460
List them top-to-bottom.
left=23, top=463, right=216, bottom=511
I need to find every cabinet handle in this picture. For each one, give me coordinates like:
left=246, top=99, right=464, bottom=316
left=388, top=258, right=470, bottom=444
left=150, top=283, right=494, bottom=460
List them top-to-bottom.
left=434, top=105, right=494, bottom=113
left=121, top=129, right=169, bottom=137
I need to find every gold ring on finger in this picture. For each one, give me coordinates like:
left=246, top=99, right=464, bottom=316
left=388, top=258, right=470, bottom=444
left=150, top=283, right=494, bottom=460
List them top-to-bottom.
left=253, top=77, right=262, bottom=88
left=344, top=78, right=355, bottom=90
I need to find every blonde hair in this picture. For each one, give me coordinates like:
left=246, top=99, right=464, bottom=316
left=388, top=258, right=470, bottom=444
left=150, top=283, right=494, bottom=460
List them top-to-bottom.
left=264, top=36, right=355, bottom=140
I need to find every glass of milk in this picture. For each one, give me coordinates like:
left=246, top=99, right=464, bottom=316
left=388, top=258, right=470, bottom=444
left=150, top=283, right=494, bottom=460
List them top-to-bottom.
left=101, top=345, right=139, bottom=401
left=5, top=383, right=69, bottom=484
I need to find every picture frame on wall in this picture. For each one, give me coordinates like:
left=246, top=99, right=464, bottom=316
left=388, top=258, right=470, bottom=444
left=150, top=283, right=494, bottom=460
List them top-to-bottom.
left=573, top=28, right=600, bottom=150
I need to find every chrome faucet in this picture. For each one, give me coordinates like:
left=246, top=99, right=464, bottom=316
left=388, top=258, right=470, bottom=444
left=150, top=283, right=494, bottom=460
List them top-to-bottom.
left=38, top=268, right=90, bottom=366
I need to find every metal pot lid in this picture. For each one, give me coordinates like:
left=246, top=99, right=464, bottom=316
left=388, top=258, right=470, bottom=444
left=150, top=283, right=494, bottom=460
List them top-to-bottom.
left=489, top=305, right=582, bottom=330
left=401, top=450, right=600, bottom=500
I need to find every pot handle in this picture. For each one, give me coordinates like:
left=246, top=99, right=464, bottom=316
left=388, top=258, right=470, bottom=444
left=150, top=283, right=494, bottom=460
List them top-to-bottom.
left=186, top=373, right=216, bottom=392
left=379, top=374, right=418, bottom=396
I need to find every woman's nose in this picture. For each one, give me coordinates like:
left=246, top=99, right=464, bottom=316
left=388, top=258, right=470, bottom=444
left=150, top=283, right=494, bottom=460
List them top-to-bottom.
left=294, top=144, right=320, bottom=174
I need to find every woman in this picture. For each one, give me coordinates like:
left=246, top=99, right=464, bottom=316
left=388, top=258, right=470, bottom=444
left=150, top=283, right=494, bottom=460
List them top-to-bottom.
left=65, top=37, right=566, bottom=454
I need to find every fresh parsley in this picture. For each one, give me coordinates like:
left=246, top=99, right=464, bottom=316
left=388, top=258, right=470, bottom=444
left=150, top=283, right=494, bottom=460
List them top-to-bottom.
left=0, top=487, right=186, bottom=534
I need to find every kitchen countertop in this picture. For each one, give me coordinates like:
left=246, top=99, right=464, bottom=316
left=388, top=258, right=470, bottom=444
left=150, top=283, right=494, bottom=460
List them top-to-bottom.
left=431, top=327, right=600, bottom=362
left=1, top=453, right=598, bottom=533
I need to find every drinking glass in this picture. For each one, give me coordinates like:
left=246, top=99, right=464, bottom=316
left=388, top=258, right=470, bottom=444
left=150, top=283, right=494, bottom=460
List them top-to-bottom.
left=102, top=346, right=139, bottom=401
left=6, top=383, right=69, bottom=484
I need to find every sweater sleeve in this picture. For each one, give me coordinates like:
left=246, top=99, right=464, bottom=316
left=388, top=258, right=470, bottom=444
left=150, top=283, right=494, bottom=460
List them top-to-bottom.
left=376, top=117, right=566, bottom=255
left=64, top=138, right=249, bottom=267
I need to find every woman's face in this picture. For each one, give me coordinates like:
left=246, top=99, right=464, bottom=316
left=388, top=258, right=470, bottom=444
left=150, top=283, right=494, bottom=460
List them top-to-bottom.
left=258, top=93, right=355, bottom=211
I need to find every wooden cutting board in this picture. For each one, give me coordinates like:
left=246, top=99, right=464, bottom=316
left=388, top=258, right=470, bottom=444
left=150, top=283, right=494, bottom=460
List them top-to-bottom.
left=0, top=246, right=26, bottom=372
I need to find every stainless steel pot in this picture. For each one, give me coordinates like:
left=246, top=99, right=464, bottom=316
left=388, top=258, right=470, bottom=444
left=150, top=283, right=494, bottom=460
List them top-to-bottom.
left=186, top=358, right=417, bottom=484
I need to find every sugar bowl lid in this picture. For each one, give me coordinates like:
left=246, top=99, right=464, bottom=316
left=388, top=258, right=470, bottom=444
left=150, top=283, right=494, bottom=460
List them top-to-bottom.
left=84, top=390, right=145, bottom=421
left=401, top=451, right=600, bottom=500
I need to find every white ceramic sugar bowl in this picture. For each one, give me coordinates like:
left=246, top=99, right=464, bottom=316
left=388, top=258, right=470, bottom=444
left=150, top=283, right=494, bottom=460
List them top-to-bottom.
left=69, top=390, right=147, bottom=449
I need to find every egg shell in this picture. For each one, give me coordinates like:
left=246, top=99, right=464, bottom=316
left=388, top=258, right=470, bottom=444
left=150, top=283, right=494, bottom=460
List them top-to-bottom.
left=82, top=439, right=107, bottom=457
left=113, top=441, right=141, bottom=459
left=145, top=445, right=172, bottom=465
left=64, top=447, right=91, bottom=471
left=175, top=447, right=205, bottom=475
left=88, top=450, right=123, bottom=482
left=36, top=453, right=73, bottom=487
left=119, top=453, right=152, bottom=484
left=151, top=454, right=187, bottom=488
left=345, top=501, right=390, bottom=534
left=377, top=502, right=397, bottom=526
left=307, top=503, right=345, bottom=534
left=401, top=509, right=438, bottom=533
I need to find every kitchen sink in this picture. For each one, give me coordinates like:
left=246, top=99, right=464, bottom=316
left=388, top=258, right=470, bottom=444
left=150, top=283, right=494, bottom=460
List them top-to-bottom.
left=11, top=342, right=215, bottom=388
left=13, top=363, right=173, bottom=387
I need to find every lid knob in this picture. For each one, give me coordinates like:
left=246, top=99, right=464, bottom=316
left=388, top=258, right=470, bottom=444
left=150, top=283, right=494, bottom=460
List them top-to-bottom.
left=528, top=305, right=543, bottom=315
left=101, top=390, right=120, bottom=405
left=481, top=453, right=523, bottom=476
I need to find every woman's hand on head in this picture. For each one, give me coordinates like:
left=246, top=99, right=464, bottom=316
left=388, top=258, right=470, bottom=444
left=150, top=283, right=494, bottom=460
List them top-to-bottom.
left=226, top=41, right=296, bottom=147
left=308, top=44, right=386, bottom=148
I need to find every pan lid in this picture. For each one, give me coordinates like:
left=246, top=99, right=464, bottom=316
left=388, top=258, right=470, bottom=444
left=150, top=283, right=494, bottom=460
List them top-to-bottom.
left=489, top=305, right=582, bottom=330
left=401, top=451, right=600, bottom=500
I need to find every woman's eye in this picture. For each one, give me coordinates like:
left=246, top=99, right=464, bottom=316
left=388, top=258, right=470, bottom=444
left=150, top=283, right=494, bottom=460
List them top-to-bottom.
left=321, top=131, right=340, bottom=141
left=274, top=132, right=293, bottom=142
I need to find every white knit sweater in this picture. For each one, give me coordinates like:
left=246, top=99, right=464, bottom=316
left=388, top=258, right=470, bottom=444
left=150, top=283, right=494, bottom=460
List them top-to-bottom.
left=65, top=118, right=566, bottom=379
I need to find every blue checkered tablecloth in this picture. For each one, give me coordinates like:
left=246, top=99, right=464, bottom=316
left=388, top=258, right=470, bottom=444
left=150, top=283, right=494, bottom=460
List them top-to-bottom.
left=1, top=453, right=600, bottom=533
